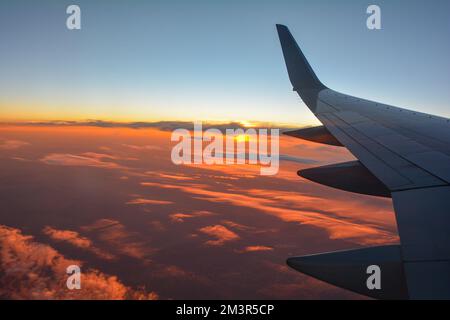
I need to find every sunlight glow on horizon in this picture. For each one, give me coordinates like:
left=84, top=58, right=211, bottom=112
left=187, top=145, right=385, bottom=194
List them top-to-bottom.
left=0, top=101, right=321, bottom=127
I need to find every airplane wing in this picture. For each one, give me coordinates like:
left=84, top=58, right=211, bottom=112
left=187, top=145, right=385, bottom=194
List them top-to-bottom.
left=277, top=24, right=450, bottom=300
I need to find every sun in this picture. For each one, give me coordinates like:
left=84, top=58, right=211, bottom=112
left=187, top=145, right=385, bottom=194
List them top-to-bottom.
left=239, top=120, right=255, bottom=128
left=235, top=134, right=250, bottom=143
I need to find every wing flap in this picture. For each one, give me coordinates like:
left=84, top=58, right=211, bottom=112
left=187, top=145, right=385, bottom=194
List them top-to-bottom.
left=283, top=126, right=343, bottom=146
left=299, top=161, right=391, bottom=197
left=287, top=245, right=409, bottom=300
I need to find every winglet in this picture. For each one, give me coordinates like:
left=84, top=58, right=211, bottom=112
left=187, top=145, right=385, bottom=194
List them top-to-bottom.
left=276, top=24, right=326, bottom=92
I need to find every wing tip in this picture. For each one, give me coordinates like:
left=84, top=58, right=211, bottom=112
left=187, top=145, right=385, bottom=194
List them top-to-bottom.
left=276, top=23, right=326, bottom=93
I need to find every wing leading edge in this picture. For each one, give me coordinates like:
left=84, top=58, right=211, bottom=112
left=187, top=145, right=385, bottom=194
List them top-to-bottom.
left=277, top=24, right=450, bottom=299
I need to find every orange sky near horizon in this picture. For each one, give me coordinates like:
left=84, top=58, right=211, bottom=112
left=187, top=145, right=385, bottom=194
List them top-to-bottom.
left=0, top=99, right=322, bottom=128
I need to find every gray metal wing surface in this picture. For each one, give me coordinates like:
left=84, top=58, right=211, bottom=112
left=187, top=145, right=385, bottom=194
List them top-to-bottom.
left=277, top=24, right=450, bottom=299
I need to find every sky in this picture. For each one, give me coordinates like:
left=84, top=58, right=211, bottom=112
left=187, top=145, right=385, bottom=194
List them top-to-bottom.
left=1, top=0, right=449, bottom=125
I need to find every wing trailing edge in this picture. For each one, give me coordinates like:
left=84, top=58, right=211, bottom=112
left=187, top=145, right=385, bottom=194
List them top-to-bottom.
left=283, top=126, right=343, bottom=146
left=299, top=161, right=391, bottom=198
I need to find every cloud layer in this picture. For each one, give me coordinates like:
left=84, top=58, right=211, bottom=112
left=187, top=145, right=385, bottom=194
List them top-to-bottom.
left=0, top=125, right=397, bottom=299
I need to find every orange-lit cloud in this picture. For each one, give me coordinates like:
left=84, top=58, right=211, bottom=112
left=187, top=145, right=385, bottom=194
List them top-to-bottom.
left=0, top=139, right=29, bottom=150
left=123, top=144, right=162, bottom=151
left=40, top=153, right=123, bottom=169
left=145, top=171, right=197, bottom=181
left=142, top=181, right=397, bottom=245
left=126, top=198, right=173, bottom=205
left=170, top=211, right=215, bottom=223
left=81, top=219, right=156, bottom=260
left=221, top=220, right=254, bottom=231
left=0, top=225, right=157, bottom=300
left=198, top=225, right=240, bottom=246
left=42, top=226, right=115, bottom=260
left=43, top=226, right=92, bottom=248
left=238, top=246, right=273, bottom=253
left=155, top=265, right=211, bottom=285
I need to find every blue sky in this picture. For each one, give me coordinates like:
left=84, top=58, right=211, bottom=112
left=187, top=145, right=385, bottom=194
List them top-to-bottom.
left=1, top=0, right=449, bottom=125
